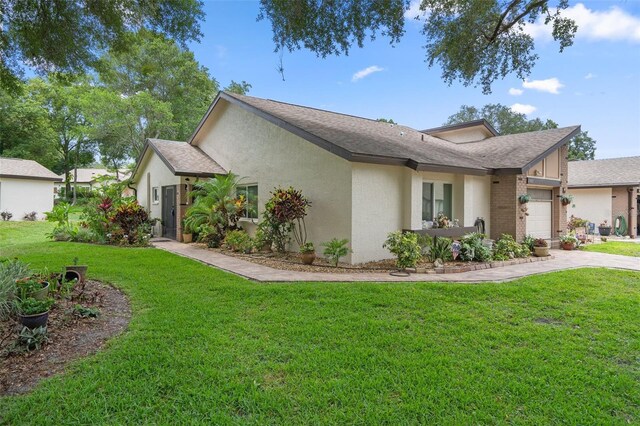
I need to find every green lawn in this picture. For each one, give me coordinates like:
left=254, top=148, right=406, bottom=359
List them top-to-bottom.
left=1, top=223, right=639, bottom=424
left=582, top=241, right=640, bottom=257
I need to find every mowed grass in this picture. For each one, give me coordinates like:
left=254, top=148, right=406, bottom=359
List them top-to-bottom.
left=0, top=223, right=639, bottom=424
left=582, top=241, right=640, bottom=257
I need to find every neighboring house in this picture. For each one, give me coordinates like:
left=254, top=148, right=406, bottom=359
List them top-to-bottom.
left=131, top=92, right=580, bottom=263
left=0, top=157, right=61, bottom=220
left=567, top=157, right=639, bottom=237
left=55, top=168, right=132, bottom=198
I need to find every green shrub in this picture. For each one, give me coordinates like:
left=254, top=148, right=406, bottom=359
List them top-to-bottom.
left=224, top=230, right=253, bottom=253
left=383, top=231, right=422, bottom=270
left=459, top=233, right=492, bottom=262
left=416, top=234, right=433, bottom=256
left=494, top=234, right=530, bottom=260
left=523, top=234, right=535, bottom=252
left=429, top=237, right=453, bottom=262
left=321, top=238, right=351, bottom=267
left=17, top=297, right=54, bottom=315
left=73, top=304, right=100, bottom=318
left=16, top=326, right=48, bottom=352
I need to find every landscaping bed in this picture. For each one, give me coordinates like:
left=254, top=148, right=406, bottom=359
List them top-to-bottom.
left=204, top=244, right=552, bottom=274
left=0, top=280, right=130, bottom=396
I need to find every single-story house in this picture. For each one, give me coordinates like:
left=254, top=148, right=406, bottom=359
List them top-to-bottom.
left=131, top=92, right=580, bottom=263
left=0, top=157, right=62, bottom=220
left=567, top=157, right=639, bottom=237
left=55, top=168, right=132, bottom=198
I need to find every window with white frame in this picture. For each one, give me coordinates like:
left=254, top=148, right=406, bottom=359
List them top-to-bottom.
left=236, top=184, right=258, bottom=219
left=152, top=187, right=160, bottom=204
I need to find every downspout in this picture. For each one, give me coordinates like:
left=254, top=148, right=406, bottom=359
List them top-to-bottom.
left=128, top=182, right=137, bottom=198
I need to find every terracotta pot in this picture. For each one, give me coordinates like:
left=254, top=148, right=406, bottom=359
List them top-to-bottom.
left=182, top=233, right=193, bottom=243
left=561, top=242, right=574, bottom=251
left=533, top=246, right=549, bottom=257
left=301, top=252, right=316, bottom=265
left=65, top=265, right=87, bottom=282
left=19, top=311, right=49, bottom=329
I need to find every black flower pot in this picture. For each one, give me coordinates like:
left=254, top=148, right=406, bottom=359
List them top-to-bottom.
left=598, top=226, right=611, bottom=236
left=19, top=311, right=49, bottom=329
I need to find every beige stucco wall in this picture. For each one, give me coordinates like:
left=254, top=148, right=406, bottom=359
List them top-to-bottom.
left=193, top=100, right=353, bottom=256
left=431, top=127, right=491, bottom=143
left=134, top=149, right=181, bottom=235
left=351, top=163, right=406, bottom=263
left=463, top=175, right=491, bottom=235
left=0, top=178, right=55, bottom=220
left=568, top=188, right=612, bottom=226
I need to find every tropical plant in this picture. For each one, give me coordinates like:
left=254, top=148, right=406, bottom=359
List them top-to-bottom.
left=184, top=173, right=246, bottom=244
left=264, top=187, right=311, bottom=247
left=110, top=200, right=150, bottom=245
left=45, top=202, right=71, bottom=227
left=1, top=211, right=13, bottom=221
left=23, top=211, right=37, bottom=221
left=224, top=230, right=253, bottom=253
left=383, top=232, right=422, bottom=270
left=416, top=234, right=433, bottom=256
left=494, top=234, right=529, bottom=260
left=523, top=235, right=535, bottom=252
left=429, top=237, right=453, bottom=263
left=321, top=238, right=351, bottom=267
left=300, top=242, right=315, bottom=254
left=73, top=304, right=100, bottom=318
left=17, top=326, right=49, bottom=352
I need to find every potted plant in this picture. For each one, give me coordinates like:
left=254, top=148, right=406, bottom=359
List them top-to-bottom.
left=518, top=194, right=531, bottom=204
left=560, top=194, right=574, bottom=206
left=182, top=220, right=193, bottom=243
left=598, top=220, right=612, bottom=236
left=559, top=233, right=578, bottom=250
left=533, top=238, right=549, bottom=257
left=300, top=242, right=316, bottom=265
left=65, top=257, right=88, bottom=282
left=16, top=277, right=50, bottom=301
left=17, top=297, right=55, bottom=329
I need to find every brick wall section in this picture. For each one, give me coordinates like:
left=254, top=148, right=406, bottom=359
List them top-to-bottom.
left=553, top=145, right=569, bottom=240
left=490, top=174, right=527, bottom=241
left=611, top=186, right=639, bottom=237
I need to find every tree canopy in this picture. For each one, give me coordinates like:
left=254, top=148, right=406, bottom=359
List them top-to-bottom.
left=0, top=0, right=204, bottom=92
left=259, top=0, right=577, bottom=93
left=445, top=103, right=596, bottom=160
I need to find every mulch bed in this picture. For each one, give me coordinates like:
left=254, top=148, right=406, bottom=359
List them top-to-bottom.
left=203, top=244, right=550, bottom=274
left=0, top=280, right=131, bottom=396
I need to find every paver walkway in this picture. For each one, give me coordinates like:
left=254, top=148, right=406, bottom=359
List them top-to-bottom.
left=152, top=240, right=640, bottom=283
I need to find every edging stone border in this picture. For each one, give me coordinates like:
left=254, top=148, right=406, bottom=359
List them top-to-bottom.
left=415, top=256, right=554, bottom=274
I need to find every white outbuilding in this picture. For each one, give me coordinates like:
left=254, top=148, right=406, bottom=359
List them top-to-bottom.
left=0, top=157, right=62, bottom=221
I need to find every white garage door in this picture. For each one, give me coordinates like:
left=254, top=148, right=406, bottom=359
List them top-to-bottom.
left=526, top=189, right=553, bottom=239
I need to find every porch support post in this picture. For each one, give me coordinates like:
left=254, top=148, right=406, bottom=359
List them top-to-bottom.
left=403, top=169, right=422, bottom=230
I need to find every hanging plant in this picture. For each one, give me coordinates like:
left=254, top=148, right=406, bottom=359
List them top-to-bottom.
left=518, top=194, right=531, bottom=204
left=560, top=194, right=574, bottom=206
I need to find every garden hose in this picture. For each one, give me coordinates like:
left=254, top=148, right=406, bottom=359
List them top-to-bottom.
left=614, top=215, right=627, bottom=236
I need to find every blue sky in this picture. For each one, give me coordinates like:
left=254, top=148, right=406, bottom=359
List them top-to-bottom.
left=188, top=1, right=640, bottom=159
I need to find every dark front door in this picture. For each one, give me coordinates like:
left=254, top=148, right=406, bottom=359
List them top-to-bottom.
left=162, top=185, right=177, bottom=239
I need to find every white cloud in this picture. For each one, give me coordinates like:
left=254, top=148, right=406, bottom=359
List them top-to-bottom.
left=404, top=0, right=430, bottom=20
left=525, top=3, right=640, bottom=43
left=214, top=45, right=227, bottom=59
left=352, top=65, right=384, bottom=82
left=584, top=73, right=595, bottom=80
left=522, top=77, right=564, bottom=94
left=508, top=88, right=524, bottom=96
left=510, top=103, right=537, bottom=115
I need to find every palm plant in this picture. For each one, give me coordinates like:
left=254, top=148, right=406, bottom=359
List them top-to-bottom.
left=183, top=173, right=245, bottom=241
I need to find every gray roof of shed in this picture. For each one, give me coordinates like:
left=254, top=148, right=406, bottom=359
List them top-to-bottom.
left=196, top=92, right=580, bottom=175
left=146, top=139, right=227, bottom=177
left=568, top=156, right=640, bottom=187
left=0, top=157, right=61, bottom=181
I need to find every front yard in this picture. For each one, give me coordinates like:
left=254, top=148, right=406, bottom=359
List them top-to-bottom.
left=0, top=222, right=639, bottom=424
left=582, top=241, right=640, bottom=257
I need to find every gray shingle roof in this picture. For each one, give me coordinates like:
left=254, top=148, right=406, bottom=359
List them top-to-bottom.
left=213, top=92, right=579, bottom=174
left=148, top=139, right=227, bottom=177
left=0, top=157, right=61, bottom=181
left=568, top=157, right=640, bottom=187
